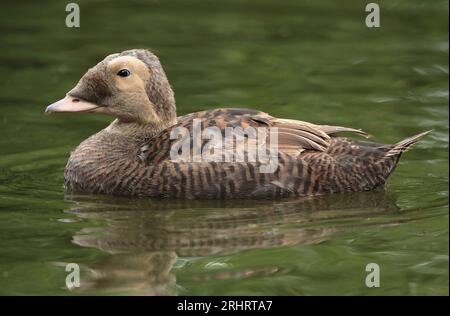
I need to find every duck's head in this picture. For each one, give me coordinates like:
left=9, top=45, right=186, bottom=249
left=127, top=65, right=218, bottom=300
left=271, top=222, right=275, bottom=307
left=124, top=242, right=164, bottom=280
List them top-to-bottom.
left=45, top=49, right=176, bottom=127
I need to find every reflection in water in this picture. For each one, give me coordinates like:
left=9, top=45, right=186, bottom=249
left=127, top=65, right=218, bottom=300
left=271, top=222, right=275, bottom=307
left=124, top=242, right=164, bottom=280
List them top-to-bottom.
left=64, top=190, right=400, bottom=295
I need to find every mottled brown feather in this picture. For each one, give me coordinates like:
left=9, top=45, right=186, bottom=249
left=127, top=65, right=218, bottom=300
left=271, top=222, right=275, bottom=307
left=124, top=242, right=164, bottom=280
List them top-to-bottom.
left=64, top=108, right=428, bottom=199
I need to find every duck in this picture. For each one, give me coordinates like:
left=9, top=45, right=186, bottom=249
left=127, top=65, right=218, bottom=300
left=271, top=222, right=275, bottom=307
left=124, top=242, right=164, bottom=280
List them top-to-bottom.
left=45, top=49, right=429, bottom=199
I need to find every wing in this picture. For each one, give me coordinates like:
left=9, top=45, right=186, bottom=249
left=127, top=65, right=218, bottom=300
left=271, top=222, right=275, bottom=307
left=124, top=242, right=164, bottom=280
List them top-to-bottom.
left=138, top=108, right=368, bottom=164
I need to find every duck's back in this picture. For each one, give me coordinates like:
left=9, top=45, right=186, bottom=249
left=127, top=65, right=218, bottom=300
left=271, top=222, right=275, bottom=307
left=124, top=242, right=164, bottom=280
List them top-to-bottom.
left=64, top=108, right=428, bottom=199
left=129, top=109, right=427, bottom=198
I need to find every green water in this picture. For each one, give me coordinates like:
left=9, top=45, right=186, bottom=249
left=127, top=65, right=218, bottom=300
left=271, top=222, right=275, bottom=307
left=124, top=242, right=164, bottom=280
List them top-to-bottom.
left=0, top=0, right=448, bottom=295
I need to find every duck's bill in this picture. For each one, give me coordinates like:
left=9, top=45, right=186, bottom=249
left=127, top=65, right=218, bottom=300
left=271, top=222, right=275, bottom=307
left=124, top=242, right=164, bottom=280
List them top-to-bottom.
left=45, top=95, right=104, bottom=114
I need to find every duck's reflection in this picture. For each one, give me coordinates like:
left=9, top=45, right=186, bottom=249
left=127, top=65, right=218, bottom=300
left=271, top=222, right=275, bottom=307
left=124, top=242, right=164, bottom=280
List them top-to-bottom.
left=65, top=190, right=399, bottom=295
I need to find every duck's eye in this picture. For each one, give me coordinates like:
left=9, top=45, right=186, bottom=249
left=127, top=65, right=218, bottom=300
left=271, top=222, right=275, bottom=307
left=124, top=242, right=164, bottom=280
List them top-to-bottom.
left=117, top=69, right=131, bottom=77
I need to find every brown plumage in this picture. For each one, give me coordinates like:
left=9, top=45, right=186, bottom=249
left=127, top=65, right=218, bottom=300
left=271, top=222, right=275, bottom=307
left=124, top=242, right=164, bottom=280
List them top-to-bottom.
left=45, top=49, right=430, bottom=199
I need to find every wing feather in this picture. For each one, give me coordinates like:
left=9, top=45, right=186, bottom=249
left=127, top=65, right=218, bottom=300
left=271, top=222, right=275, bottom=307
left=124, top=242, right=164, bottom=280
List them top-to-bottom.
left=140, top=108, right=368, bottom=164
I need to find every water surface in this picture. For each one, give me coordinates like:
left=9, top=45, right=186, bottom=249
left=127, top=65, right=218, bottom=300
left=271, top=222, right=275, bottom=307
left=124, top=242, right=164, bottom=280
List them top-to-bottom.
left=0, top=0, right=448, bottom=295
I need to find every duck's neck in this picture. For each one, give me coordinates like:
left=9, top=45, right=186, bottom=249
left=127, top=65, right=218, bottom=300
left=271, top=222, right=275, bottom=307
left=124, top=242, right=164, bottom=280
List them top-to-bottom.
left=104, top=117, right=176, bottom=142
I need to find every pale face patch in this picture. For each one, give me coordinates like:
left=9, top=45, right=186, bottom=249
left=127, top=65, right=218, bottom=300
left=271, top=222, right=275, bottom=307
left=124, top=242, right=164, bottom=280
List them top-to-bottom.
left=106, top=56, right=151, bottom=92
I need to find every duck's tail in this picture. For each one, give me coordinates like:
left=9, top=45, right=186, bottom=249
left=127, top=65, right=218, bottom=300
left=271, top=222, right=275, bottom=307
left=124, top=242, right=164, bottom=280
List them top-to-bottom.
left=386, top=130, right=431, bottom=157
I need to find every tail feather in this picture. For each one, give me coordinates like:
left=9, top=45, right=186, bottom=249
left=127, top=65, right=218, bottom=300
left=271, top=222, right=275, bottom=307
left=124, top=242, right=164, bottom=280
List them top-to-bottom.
left=386, top=130, right=431, bottom=157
